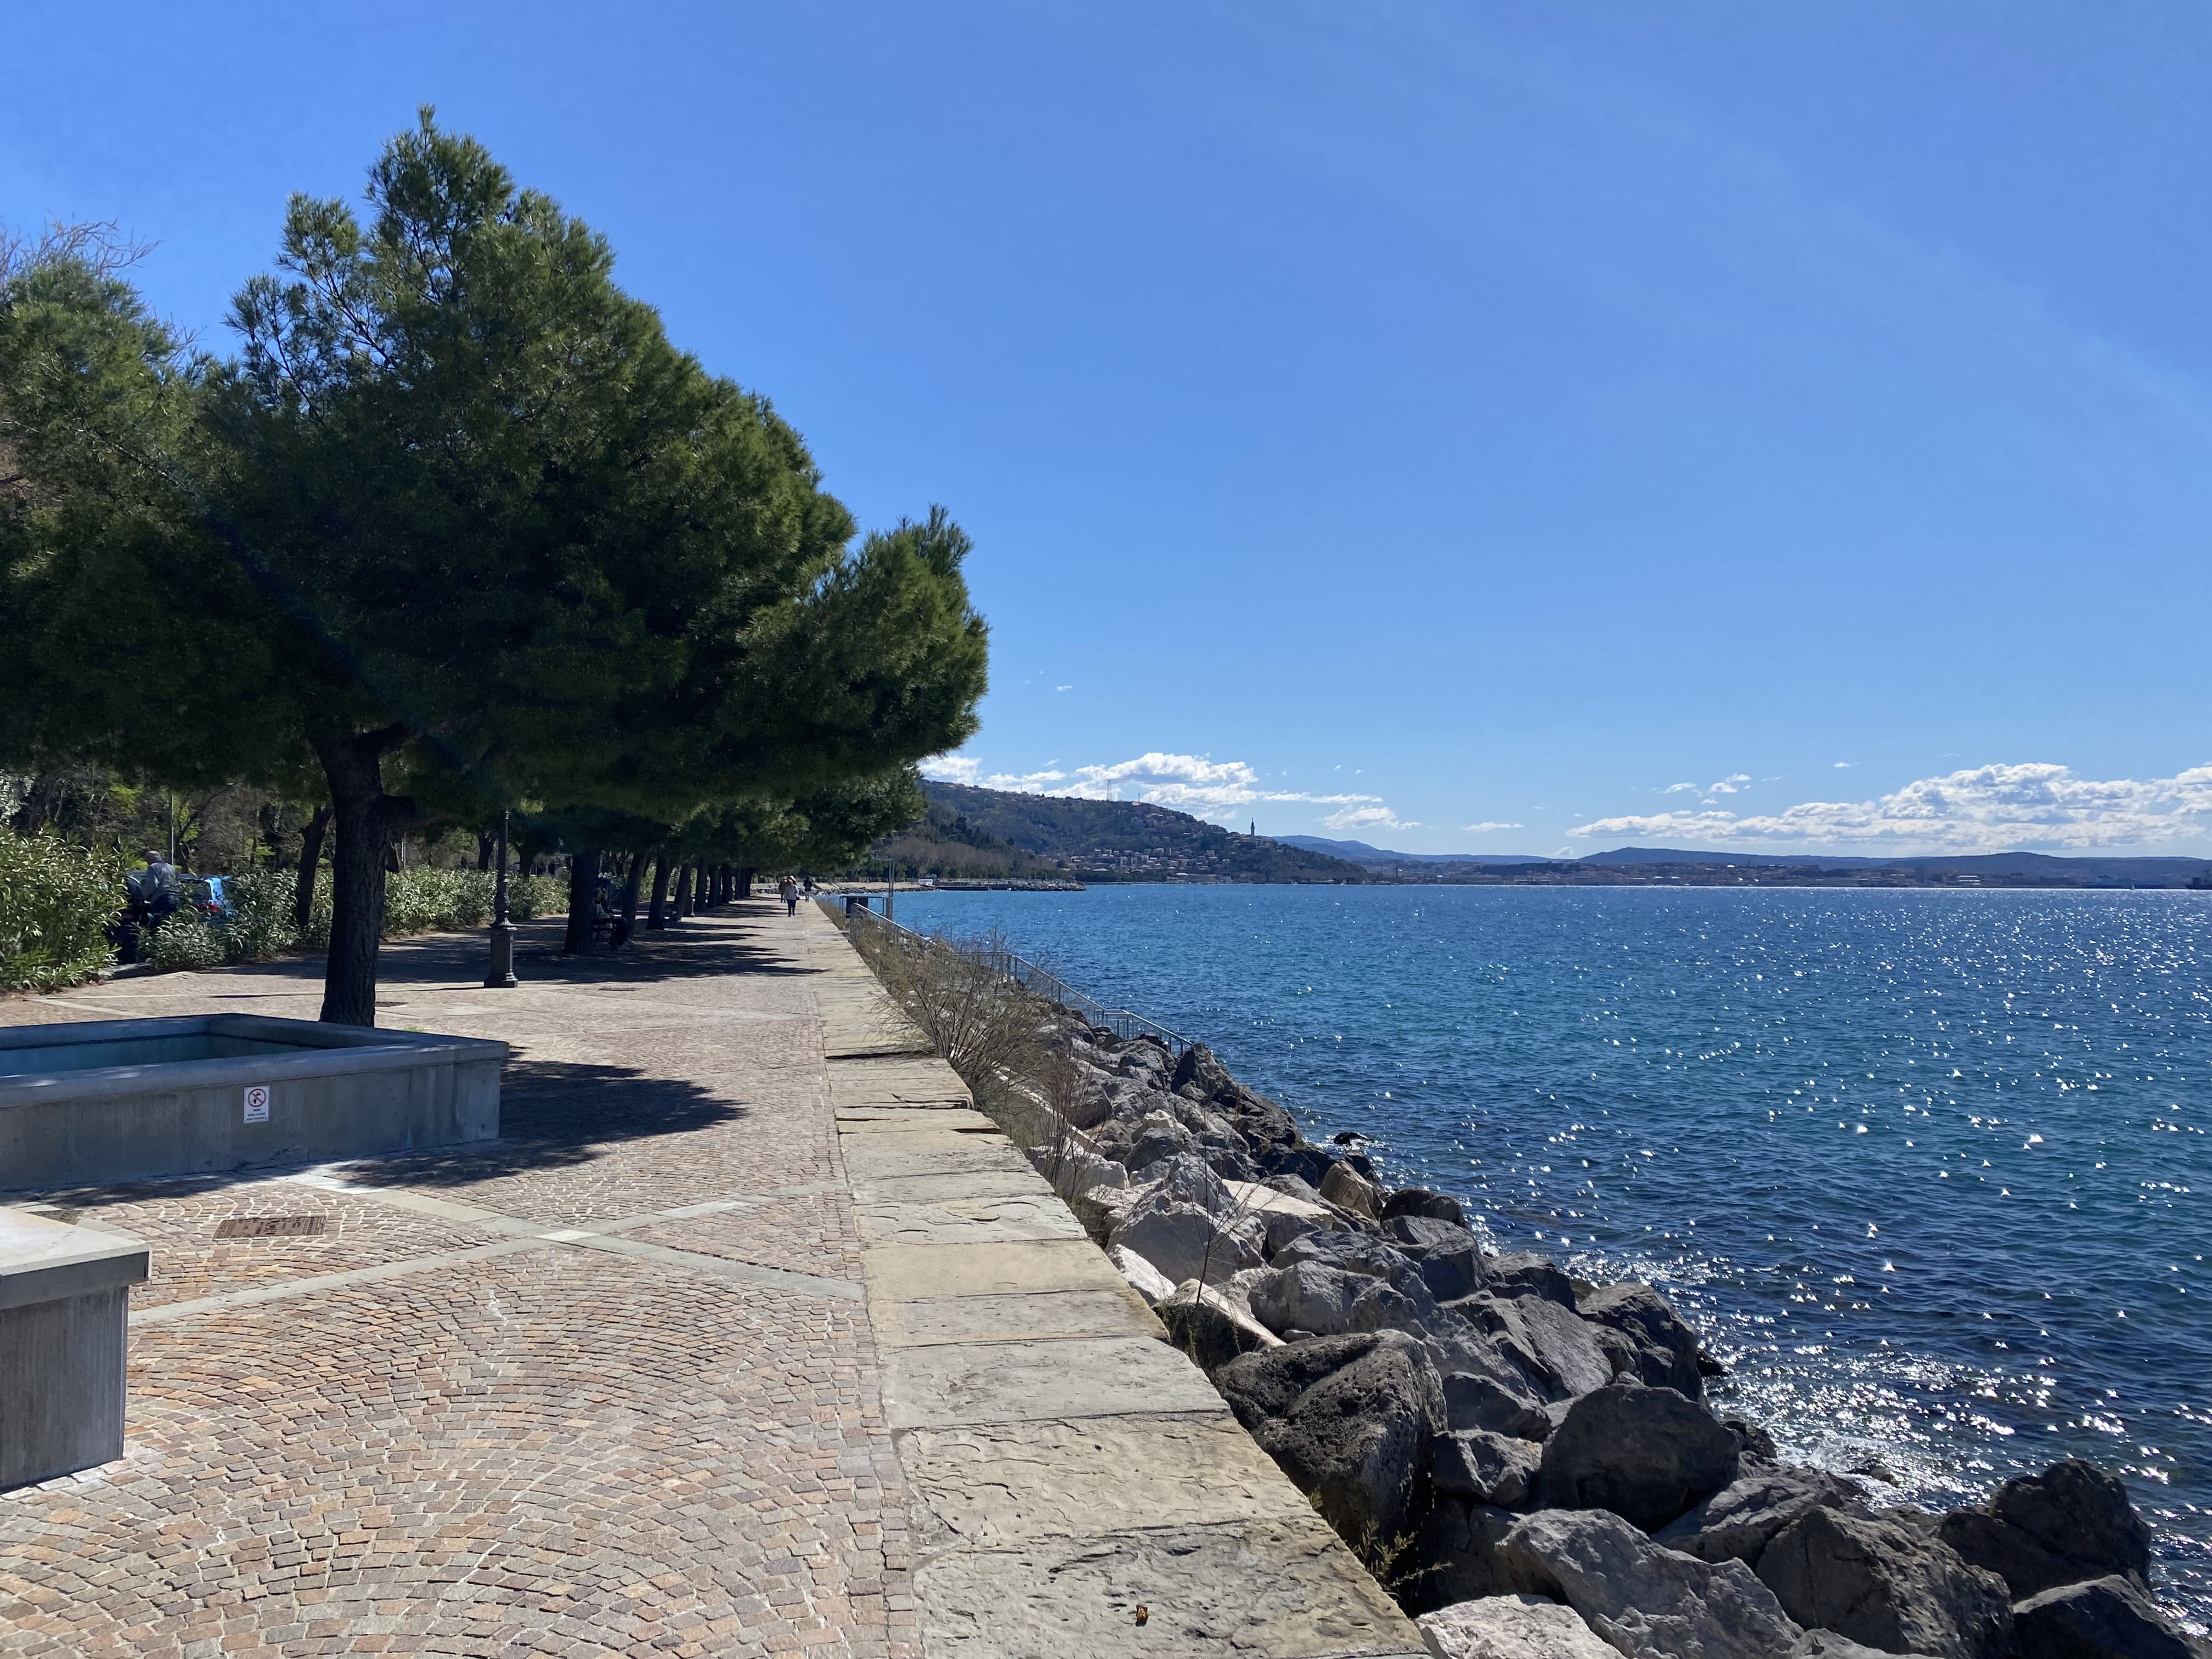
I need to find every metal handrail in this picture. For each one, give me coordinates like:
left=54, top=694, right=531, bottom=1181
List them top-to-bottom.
left=843, top=903, right=1194, bottom=1057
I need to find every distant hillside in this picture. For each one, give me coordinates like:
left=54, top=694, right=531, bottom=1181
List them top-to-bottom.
left=919, top=782, right=1366, bottom=882
left=1279, top=835, right=1550, bottom=866
left=1582, top=847, right=2212, bottom=885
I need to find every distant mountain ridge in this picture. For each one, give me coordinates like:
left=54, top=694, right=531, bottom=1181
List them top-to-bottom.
left=1279, top=835, right=1551, bottom=865
left=1281, top=836, right=2210, bottom=886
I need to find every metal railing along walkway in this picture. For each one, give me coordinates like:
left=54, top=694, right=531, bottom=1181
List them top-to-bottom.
left=839, top=902, right=1194, bottom=1057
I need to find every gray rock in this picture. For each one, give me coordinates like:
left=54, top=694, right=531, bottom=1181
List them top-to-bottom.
left=1126, top=1118, right=1199, bottom=1173
left=1321, top=1160, right=1385, bottom=1220
left=1383, top=1186, right=1470, bottom=1228
left=1107, top=1199, right=1262, bottom=1288
left=1262, top=1207, right=1323, bottom=1255
left=1387, top=1215, right=1489, bottom=1302
left=1277, top=1226, right=1427, bottom=1286
left=1107, top=1243, right=1176, bottom=1306
left=1486, top=1252, right=1577, bottom=1308
left=1248, top=1260, right=1431, bottom=1341
left=1576, top=1280, right=1708, bottom=1400
left=1448, top=1294, right=1618, bottom=1403
left=1215, top=1329, right=1447, bottom=1549
left=1441, top=1369, right=1553, bottom=1440
left=1535, top=1381, right=1741, bottom=1531
left=1726, top=1416, right=1779, bottom=1464
left=1434, top=1430, right=1542, bottom=1509
left=1938, top=1459, right=2154, bottom=1601
left=1655, top=1465, right=1872, bottom=1565
left=1413, top=1500, right=1521, bottom=1608
left=1757, top=1505, right=2014, bottom=1659
left=1500, top=1508, right=1806, bottom=1658
left=2012, top=1574, right=2212, bottom=1659
left=1417, top=1594, right=1614, bottom=1658
left=1792, top=1632, right=1942, bottom=1658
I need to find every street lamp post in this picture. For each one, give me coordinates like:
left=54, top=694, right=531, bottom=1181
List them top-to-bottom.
left=484, top=809, right=518, bottom=989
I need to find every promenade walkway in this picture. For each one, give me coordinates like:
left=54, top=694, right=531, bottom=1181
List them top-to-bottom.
left=0, top=902, right=1420, bottom=1659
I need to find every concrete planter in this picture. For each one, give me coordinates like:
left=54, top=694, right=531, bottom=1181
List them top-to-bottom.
left=0, top=1015, right=506, bottom=1192
left=0, top=1206, right=148, bottom=1488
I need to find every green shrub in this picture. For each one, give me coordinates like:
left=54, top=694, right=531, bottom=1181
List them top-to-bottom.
left=0, top=831, right=121, bottom=990
left=299, top=866, right=565, bottom=949
left=216, top=871, right=301, bottom=964
left=149, top=915, right=224, bottom=972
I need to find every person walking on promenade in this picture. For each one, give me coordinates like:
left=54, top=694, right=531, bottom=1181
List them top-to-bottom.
left=778, top=874, right=799, bottom=916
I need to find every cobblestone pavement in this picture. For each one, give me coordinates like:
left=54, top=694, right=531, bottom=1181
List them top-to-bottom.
left=0, top=908, right=915, bottom=1659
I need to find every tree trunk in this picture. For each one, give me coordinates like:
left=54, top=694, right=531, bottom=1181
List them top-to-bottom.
left=311, top=728, right=414, bottom=1028
left=293, top=803, right=332, bottom=936
left=476, top=833, right=493, bottom=872
left=565, top=850, right=601, bottom=953
left=616, top=853, right=645, bottom=948
left=647, top=853, right=672, bottom=929
left=676, top=862, right=696, bottom=917
left=715, top=864, right=731, bottom=905
left=737, top=867, right=754, bottom=900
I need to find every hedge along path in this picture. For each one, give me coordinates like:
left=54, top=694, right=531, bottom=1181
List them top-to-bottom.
left=803, top=901, right=1426, bottom=1658
left=0, top=906, right=1422, bottom=1658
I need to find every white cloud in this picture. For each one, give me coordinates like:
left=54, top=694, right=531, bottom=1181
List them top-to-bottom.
left=925, top=750, right=1393, bottom=825
left=1834, top=760, right=1857, bottom=769
left=1571, top=761, right=2212, bottom=853
left=1706, top=773, right=1752, bottom=796
left=1663, top=782, right=1698, bottom=794
left=1323, top=804, right=1420, bottom=833
left=1462, top=821, right=1525, bottom=832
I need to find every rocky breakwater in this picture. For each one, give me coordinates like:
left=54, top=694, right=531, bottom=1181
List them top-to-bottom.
left=1025, top=1028, right=2207, bottom=1659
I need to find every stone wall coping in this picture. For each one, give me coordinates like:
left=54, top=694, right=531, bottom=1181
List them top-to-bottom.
left=0, top=1014, right=509, bottom=1107
left=0, top=1205, right=149, bottom=1310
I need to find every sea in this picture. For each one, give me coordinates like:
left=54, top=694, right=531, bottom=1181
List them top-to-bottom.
left=887, top=882, right=2211, bottom=1626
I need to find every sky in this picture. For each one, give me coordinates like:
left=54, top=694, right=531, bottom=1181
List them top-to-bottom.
left=7, top=3, right=2210, bottom=857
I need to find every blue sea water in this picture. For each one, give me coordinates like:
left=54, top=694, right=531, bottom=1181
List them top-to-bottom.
left=889, top=883, right=2212, bottom=1624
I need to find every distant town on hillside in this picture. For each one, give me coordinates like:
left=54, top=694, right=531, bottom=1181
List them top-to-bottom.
left=889, top=784, right=2212, bottom=888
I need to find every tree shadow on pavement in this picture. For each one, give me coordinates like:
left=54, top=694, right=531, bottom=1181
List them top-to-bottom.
left=335, top=1058, right=747, bottom=1189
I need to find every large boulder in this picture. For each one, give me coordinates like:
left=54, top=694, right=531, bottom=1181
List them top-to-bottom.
left=1171, top=1041, right=1302, bottom=1155
left=1125, top=1116, right=1200, bottom=1173
left=1321, top=1160, right=1385, bottom=1220
left=1383, top=1186, right=1470, bottom=1227
left=1107, top=1197, right=1262, bottom=1287
left=1387, top=1215, right=1488, bottom=1302
left=1107, top=1243, right=1176, bottom=1306
left=1486, top=1252, right=1577, bottom=1308
left=1248, top=1260, right=1431, bottom=1342
left=1576, top=1280, right=1708, bottom=1400
left=1446, top=1294, right=1615, bottom=1402
left=1215, top=1329, right=1446, bottom=1548
left=1442, top=1369, right=1553, bottom=1440
left=1534, top=1381, right=1741, bottom=1530
left=1433, top=1430, right=1543, bottom=1510
left=1937, top=1460, right=2153, bottom=1601
left=1655, top=1464, right=1872, bottom=1565
left=1412, top=1500, right=1521, bottom=1609
left=1756, top=1506, right=2015, bottom=1659
left=1500, top=1508, right=1807, bottom=1658
left=2011, top=1574, right=2212, bottom=1659
left=1416, top=1594, right=1614, bottom=1658
left=1793, top=1634, right=1942, bottom=1658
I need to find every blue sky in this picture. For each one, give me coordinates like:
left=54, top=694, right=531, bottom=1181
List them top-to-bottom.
left=8, top=3, right=2209, bottom=856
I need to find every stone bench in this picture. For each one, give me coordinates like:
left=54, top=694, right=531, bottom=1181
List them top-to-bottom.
left=0, top=1206, right=148, bottom=1489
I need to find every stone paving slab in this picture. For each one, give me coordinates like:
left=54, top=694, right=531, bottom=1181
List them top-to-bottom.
left=872, top=1287, right=1165, bottom=1349
left=883, top=1335, right=1227, bottom=1429
left=897, top=1413, right=1322, bottom=1547
left=912, top=1521, right=1423, bottom=1659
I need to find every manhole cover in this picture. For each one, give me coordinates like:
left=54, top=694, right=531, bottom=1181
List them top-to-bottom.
left=214, top=1215, right=329, bottom=1239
